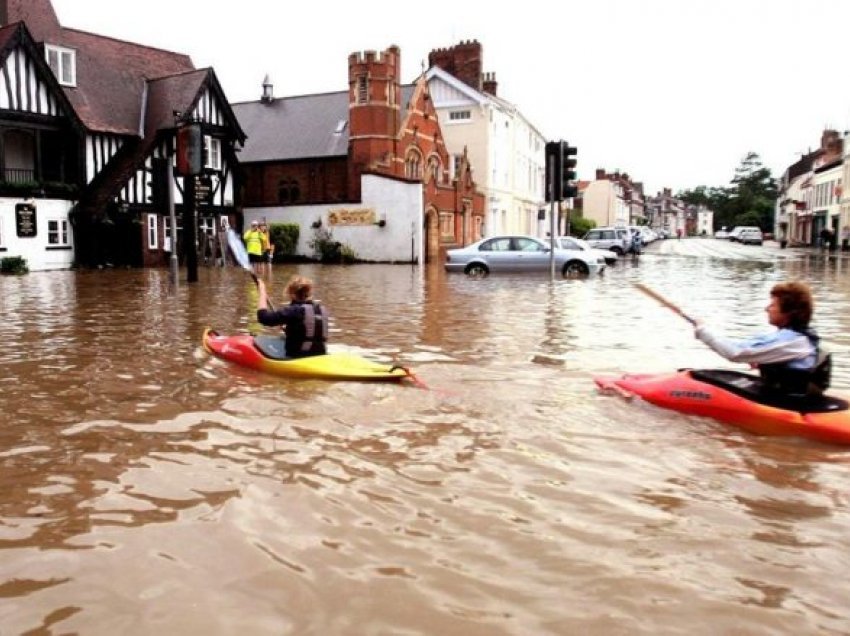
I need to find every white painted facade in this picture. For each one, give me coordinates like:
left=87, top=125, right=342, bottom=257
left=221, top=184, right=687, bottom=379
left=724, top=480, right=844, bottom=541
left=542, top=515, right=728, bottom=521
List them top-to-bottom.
left=425, top=67, right=546, bottom=239
left=809, top=161, right=842, bottom=238
left=244, top=174, right=423, bottom=263
left=0, top=197, right=75, bottom=271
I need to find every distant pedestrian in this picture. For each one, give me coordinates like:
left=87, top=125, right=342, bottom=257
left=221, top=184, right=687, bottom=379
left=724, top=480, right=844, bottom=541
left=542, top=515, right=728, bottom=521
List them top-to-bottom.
left=819, top=227, right=833, bottom=251
left=676, top=228, right=682, bottom=240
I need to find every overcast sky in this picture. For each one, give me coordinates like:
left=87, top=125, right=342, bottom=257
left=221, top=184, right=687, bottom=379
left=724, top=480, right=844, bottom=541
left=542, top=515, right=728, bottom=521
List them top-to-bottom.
left=52, top=0, right=850, bottom=194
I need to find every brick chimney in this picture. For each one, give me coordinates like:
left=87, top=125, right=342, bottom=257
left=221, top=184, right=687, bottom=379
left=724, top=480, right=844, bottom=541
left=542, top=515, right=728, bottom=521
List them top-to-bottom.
left=428, top=40, right=483, bottom=91
left=482, top=72, right=497, bottom=96
left=261, top=74, right=274, bottom=103
left=595, top=168, right=606, bottom=180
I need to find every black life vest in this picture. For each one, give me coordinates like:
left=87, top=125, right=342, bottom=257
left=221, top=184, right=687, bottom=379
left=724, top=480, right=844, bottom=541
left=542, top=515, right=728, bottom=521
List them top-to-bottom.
left=298, top=301, right=328, bottom=356
left=759, top=328, right=831, bottom=395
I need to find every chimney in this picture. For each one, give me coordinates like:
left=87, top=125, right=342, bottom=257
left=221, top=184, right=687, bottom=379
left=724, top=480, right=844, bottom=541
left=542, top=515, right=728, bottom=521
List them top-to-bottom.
left=428, top=39, right=483, bottom=91
left=482, top=72, right=497, bottom=96
left=261, top=74, right=274, bottom=103
left=595, top=168, right=606, bottom=180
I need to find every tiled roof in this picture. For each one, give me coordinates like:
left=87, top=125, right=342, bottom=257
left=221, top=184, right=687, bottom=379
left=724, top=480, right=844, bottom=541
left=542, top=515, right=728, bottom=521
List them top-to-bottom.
left=58, top=28, right=195, bottom=136
left=233, top=85, right=415, bottom=163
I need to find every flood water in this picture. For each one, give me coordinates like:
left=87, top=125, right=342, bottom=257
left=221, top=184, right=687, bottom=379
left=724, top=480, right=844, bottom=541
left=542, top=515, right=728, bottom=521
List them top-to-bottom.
left=2, top=239, right=850, bottom=634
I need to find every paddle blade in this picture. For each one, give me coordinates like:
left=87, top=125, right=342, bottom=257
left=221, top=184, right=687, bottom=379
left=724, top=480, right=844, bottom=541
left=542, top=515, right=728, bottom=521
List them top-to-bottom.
left=226, top=228, right=252, bottom=271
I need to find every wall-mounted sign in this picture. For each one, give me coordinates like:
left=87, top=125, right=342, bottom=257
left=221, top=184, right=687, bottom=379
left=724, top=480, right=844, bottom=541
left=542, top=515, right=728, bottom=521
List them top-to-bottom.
left=15, top=202, right=37, bottom=238
left=328, top=208, right=376, bottom=226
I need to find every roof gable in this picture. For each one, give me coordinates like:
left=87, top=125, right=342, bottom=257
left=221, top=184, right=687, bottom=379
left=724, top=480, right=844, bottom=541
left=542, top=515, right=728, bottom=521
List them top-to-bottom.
left=0, top=22, right=82, bottom=129
left=425, top=66, right=488, bottom=107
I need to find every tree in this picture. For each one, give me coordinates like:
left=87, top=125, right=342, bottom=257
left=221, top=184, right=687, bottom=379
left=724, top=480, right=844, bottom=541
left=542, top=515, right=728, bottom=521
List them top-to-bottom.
left=677, top=152, right=777, bottom=231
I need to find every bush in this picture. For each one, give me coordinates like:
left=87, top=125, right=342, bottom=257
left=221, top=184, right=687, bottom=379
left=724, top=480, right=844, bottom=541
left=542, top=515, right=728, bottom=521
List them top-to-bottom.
left=569, top=216, right=596, bottom=237
left=269, top=223, right=299, bottom=260
left=308, top=228, right=357, bottom=263
left=1, top=256, right=28, bottom=275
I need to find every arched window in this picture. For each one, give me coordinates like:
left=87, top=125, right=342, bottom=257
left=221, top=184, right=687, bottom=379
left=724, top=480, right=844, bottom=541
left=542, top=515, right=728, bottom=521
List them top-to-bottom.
left=405, top=149, right=422, bottom=180
left=425, top=155, right=441, bottom=184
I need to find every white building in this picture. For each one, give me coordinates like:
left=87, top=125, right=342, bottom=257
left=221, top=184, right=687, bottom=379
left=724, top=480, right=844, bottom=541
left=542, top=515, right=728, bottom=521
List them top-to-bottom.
left=425, top=42, right=546, bottom=238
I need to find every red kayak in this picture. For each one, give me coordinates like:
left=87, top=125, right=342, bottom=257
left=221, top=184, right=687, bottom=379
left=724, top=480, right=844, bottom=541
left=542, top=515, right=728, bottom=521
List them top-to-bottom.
left=595, top=369, right=850, bottom=445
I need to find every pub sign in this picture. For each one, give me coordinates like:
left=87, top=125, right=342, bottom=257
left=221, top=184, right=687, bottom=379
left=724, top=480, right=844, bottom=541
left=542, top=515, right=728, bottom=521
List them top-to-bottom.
left=15, top=202, right=37, bottom=238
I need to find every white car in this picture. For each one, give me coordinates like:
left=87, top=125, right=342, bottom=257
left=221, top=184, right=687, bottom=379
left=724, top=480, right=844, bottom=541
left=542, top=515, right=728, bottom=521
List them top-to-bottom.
left=445, top=235, right=605, bottom=278
left=556, top=236, right=618, bottom=265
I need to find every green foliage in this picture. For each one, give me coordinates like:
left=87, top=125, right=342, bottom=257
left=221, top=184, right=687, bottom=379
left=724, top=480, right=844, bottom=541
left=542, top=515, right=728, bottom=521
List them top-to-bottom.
left=677, top=152, right=777, bottom=231
left=569, top=216, right=596, bottom=237
left=269, top=223, right=299, bottom=260
left=308, top=228, right=358, bottom=263
left=1, top=256, right=29, bottom=275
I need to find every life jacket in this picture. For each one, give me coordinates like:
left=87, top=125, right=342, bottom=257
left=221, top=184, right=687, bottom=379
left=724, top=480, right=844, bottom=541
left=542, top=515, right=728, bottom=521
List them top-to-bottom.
left=294, top=301, right=328, bottom=357
left=759, top=328, right=831, bottom=395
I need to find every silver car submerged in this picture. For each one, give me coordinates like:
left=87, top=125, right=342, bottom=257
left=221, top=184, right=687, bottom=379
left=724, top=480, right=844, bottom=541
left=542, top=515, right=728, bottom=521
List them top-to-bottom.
left=445, top=235, right=605, bottom=278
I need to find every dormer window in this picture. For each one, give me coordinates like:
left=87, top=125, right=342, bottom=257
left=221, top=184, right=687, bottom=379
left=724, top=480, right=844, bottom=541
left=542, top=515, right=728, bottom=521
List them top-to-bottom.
left=45, top=44, right=76, bottom=87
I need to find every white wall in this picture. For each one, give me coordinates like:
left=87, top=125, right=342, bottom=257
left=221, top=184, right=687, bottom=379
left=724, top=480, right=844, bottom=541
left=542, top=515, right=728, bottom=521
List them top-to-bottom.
left=245, top=174, right=423, bottom=263
left=0, top=198, right=75, bottom=271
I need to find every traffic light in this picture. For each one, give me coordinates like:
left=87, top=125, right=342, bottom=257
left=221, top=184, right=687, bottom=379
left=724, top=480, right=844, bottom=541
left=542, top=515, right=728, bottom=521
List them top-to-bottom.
left=175, top=124, right=203, bottom=176
left=545, top=140, right=564, bottom=202
left=562, top=144, right=578, bottom=199
left=148, top=157, right=169, bottom=212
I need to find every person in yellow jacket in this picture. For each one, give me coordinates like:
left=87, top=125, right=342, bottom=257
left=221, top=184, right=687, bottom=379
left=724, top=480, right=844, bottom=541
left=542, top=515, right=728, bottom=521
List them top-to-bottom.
left=243, top=220, right=265, bottom=271
left=259, top=222, right=274, bottom=263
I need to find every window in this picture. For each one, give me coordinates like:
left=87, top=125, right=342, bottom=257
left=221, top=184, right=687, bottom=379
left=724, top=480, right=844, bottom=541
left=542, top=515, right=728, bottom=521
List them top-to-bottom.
left=45, top=44, right=76, bottom=86
left=357, top=75, right=368, bottom=104
left=449, top=110, right=471, bottom=122
left=334, top=119, right=347, bottom=134
left=204, top=136, right=221, bottom=171
left=405, top=150, right=422, bottom=180
left=451, top=154, right=463, bottom=179
left=426, top=156, right=441, bottom=183
left=277, top=179, right=300, bottom=204
left=439, top=212, right=455, bottom=240
left=147, top=214, right=158, bottom=249
left=163, top=217, right=182, bottom=252
left=47, top=218, right=70, bottom=247
left=481, top=238, right=512, bottom=251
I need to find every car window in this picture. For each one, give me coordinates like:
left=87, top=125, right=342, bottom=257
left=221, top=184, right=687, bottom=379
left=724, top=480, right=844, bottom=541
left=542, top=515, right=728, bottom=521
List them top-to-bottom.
left=601, top=230, right=614, bottom=240
left=585, top=231, right=599, bottom=240
left=514, top=237, right=544, bottom=252
left=480, top=238, right=512, bottom=252
left=560, top=238, right=579, bottom=250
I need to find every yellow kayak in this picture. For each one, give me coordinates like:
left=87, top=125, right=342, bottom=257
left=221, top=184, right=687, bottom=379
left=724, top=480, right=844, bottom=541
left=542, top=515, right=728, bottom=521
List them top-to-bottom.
left=202, top=328, right=412, bottom=382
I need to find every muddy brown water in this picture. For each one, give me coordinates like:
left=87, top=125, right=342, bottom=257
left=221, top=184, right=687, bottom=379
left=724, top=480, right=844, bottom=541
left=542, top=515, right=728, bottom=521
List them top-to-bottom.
left=2, top=240, right=850, bottom=634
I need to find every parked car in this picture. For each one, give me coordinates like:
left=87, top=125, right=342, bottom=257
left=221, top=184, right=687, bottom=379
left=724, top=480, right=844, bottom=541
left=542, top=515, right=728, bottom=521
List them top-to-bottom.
left=715, top=226, right=730, bottom=239
left=728, top=226, right=760, bottom=241
left=583, top=227, right=629, bottom=255
left=738, top=228, right=764, bottom=245
left=444, top=235, right=605, bottom=278
left=556, top=236, right=618, bottom=265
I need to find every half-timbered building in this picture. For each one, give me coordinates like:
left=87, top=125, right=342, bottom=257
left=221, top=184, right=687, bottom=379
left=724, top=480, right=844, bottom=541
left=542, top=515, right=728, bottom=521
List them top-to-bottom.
left=0, top=0, right=244, bottom=270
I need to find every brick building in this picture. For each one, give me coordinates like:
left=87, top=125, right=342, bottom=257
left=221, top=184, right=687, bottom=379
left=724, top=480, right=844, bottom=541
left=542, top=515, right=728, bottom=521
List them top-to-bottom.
left=234, top=45, right=485, bottom=263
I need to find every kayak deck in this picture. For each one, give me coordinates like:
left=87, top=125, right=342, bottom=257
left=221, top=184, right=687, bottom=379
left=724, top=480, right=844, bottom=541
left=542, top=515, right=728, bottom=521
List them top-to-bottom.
left=203, top=328, right=411, bottom=382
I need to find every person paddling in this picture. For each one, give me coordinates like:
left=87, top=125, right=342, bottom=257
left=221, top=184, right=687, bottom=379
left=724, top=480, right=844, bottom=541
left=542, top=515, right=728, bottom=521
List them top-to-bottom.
left=256, top=275, right=329, bottom=358
left=693, top=282, right=829, bottom=396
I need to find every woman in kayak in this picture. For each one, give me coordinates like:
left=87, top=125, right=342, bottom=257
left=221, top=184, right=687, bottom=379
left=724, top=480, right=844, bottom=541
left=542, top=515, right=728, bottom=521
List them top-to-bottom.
left=256, top=275, right=329, bottom=358
left=693, top=281, right=829, bottom=396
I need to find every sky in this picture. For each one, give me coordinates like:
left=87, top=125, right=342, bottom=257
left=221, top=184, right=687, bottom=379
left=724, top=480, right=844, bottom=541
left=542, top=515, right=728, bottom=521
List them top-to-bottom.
left=51, top=0, right=850, bottom=195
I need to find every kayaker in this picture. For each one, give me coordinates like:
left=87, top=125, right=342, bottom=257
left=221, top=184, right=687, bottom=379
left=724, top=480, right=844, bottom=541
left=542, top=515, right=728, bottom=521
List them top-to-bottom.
left=243, top=220, right=265, bottom=270
left=256, top=275, right=328, bottom=358
left=693, top=281, right=829, bottom=396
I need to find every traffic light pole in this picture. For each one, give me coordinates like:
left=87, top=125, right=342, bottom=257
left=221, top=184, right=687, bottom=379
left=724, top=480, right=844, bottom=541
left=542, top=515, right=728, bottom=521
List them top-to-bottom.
left=548, top=152, right=557, bottom=280
left=183, top=175, right=198, bottom=283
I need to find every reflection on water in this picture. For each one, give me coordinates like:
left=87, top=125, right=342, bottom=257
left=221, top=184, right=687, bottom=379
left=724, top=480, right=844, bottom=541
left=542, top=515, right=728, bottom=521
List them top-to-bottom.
left=1, top=242, right=850, bottom=634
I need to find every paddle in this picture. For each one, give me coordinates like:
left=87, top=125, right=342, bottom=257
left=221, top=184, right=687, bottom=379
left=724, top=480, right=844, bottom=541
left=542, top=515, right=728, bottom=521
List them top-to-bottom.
left=226, top=228, right=275, bottom=310
left=633, top=282, right=696, bottom=325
